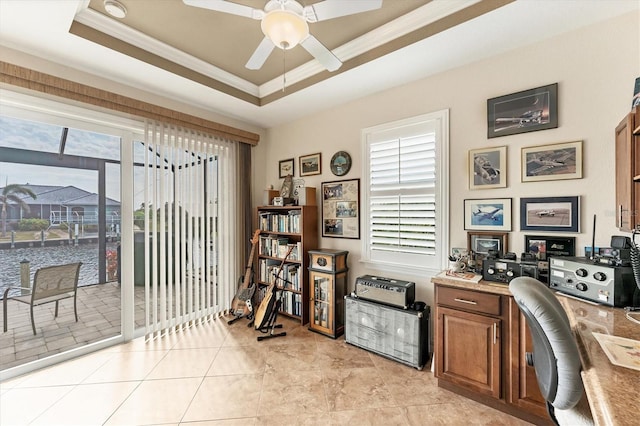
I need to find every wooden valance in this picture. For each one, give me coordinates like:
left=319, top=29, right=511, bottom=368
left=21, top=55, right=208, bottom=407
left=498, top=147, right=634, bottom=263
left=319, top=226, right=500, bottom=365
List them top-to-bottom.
left=0, top=61, right=260, bottom=145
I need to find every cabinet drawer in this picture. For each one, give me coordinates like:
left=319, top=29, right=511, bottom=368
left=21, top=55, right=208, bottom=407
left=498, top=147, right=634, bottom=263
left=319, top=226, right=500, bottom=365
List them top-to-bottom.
left=436, top=286, right=501, bottom=316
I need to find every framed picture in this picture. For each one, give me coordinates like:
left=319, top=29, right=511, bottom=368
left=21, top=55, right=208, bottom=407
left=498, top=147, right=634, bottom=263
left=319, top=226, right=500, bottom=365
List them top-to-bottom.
left=487, top=83, right=558, bottom=138
left=521, top=140, right=582, bottom=182
left=469, top=146, right=507, bottom=189
left=299, top=153, right=321, bottom=176
left=279, top=158, right=294, bottom=178
left=321, top=179, right=360, bottom=239
left=520, top=196, right=580, bottom=232
left=464, top=198, right=512, bottom=231
left=467, top=231, right=509, bottom=260
left=524, top=235, right=576, bottom=261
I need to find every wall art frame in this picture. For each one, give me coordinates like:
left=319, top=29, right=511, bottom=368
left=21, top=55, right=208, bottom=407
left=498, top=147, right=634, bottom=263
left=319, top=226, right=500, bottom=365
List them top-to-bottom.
left=487, top=83, right=558, bottom=138
left=521, top=140, right=582, bottom=182
left=469, top=146, right=507, bottom=189
left=299, top=152, right=321, bottom=176
left=279, top=158, right=294, bottom=178
left=321, top=178, right=360, bottom=239
left=520, top=196, right=580, bottom=232
left=464, top=198, right=512, bottom=231
left=467, top=231, right=509, bottom=261
left=524, top=235, right=576, bottom=261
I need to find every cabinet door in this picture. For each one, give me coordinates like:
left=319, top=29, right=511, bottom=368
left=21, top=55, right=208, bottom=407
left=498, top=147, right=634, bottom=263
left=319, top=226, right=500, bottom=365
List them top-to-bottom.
left=615, top=113, right=635, bottom=231
left=309, top=270, right=333, bottom=334
left=436, top=306, right=501, bottom=398
left=509, top=310, right=548, bottom=418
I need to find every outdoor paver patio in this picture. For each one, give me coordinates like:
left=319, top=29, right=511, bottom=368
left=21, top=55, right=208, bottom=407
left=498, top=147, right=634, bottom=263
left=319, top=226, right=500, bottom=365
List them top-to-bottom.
left=0, top=282, right=146, bottom=371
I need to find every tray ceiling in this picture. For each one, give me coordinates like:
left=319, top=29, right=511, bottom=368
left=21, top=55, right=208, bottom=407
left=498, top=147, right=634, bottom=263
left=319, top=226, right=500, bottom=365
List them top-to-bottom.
left=73, top=0, right=509, bottom=105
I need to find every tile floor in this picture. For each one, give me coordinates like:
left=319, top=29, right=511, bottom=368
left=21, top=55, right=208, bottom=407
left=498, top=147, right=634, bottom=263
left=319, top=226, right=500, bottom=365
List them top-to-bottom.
left=0, top=315, right=532, bottom=425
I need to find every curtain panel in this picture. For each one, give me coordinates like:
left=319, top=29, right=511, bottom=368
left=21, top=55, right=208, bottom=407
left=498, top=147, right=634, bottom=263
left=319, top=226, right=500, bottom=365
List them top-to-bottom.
left=142, top=120, right=240, bottom=337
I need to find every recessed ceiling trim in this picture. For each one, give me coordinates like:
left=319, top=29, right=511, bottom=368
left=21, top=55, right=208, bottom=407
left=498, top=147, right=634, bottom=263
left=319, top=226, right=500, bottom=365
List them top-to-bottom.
left=258, top=0, right=482, bottom=97
left=74, top=5, right=259, bottom=96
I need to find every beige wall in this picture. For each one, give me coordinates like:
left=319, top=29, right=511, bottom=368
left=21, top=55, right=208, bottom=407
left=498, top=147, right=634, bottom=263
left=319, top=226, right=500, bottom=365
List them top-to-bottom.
left=253, top=11, right=640, bottom=307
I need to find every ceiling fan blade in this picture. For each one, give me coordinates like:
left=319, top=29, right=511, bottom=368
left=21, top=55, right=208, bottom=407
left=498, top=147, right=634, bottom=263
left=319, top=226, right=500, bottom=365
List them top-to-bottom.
left=182, top=0, right=263, bottom=20
left=304, top=0, right=383, bottom=22
left=300, top=35, right=342, bottom=72
left=246, top=37, right=276, bottom=70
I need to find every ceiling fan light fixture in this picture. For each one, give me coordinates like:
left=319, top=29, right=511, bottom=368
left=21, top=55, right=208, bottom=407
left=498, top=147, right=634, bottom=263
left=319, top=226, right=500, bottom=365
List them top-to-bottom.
left=104, top=0, right=127, bottom=19
left=261, top=9, right=309, bottom=50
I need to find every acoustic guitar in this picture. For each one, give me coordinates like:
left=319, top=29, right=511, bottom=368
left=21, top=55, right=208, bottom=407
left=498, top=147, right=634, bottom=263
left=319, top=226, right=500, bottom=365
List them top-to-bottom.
left=230, top=229, right=261, bottom=319
left=254, top=244, right=295, bottom=330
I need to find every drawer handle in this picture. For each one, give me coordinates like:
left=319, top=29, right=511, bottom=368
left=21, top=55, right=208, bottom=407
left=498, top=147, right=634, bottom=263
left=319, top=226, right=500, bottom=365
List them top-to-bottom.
left=454, top=298, right=477, bottom=305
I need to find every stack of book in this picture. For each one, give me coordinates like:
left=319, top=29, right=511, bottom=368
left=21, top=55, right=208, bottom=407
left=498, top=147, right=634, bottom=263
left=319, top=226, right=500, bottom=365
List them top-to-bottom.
left=258, top=210, right=301, bottom=233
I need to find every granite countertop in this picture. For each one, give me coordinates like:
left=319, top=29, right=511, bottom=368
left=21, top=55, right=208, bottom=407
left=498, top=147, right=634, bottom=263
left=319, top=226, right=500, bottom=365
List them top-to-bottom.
left=431, top=273, right=513, bottom=296
left=432, top=274, right=640, bottom=426
left=558, top=295, right=640, bottom=426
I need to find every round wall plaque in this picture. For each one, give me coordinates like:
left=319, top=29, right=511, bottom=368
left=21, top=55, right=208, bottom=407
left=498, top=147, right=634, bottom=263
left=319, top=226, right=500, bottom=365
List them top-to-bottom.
left=330, top=151, right=352, bottom=176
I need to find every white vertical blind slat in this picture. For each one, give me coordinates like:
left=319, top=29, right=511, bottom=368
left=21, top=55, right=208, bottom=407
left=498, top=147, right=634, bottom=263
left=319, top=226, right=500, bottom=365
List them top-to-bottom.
left=142, top=120, right=238, bottom=336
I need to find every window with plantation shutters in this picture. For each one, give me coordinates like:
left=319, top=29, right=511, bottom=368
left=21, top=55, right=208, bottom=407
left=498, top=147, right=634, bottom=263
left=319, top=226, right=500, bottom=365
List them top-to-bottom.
left=361, top=111, right=449, bottom=273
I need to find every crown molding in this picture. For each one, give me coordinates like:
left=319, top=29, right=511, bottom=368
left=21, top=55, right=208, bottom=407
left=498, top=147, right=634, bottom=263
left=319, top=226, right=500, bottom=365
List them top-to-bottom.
left=74, top=0, right=481, bottom=102
left=73, top=6, right=259, bottom=96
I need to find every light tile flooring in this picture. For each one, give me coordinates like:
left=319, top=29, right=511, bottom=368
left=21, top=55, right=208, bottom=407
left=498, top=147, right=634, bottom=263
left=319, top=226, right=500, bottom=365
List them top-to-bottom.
left=0, top=315, right=532, bottom=425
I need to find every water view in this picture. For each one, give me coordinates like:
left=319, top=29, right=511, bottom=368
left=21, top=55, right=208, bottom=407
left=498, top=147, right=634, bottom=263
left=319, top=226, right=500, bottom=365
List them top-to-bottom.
left=0, top=242, right=119, bottom=297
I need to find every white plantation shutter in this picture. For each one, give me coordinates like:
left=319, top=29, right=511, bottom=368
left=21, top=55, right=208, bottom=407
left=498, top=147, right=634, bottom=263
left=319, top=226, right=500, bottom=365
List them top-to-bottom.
left=362, top=111, right=449, bottom=272
left=370, top=135, right=436, bottom=255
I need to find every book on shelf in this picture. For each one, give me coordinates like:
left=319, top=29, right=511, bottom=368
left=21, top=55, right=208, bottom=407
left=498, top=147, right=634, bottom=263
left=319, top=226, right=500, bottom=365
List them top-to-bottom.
left=258, top=210, right=302, bottom=233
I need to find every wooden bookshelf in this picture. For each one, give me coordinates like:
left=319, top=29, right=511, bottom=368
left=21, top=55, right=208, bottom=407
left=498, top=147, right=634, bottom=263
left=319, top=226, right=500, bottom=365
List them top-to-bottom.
left=255, top=205, right=318, bottom=324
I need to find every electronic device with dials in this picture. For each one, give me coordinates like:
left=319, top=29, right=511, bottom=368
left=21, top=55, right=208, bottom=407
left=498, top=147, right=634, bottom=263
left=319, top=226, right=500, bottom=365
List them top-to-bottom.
left=549, top=256, right=637, bottom=307
left=482, top=258, right=539, bottom=284
left=354, top=275, right=415, bottom=309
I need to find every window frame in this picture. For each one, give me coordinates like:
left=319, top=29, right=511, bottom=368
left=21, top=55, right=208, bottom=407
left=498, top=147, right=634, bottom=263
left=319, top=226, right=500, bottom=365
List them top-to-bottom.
left=360, top=110, right=449, bottom=276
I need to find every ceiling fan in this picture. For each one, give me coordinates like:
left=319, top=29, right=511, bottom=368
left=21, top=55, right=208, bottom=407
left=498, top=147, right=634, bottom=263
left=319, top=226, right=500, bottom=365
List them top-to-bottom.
left=183, top=0, right=383, bottom=72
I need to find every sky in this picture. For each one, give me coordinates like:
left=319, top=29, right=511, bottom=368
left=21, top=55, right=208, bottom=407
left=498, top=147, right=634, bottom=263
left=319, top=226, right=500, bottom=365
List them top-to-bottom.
left=0, top=115, right=143, bottom=205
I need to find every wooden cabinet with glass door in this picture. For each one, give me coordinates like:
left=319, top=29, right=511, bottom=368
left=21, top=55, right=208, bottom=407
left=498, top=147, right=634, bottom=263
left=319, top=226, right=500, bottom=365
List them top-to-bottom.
left=308, top=249, right=348, bottom=338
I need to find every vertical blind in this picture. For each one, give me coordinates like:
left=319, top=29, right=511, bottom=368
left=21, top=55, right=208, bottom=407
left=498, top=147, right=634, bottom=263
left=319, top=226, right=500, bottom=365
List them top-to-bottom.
left=143, top=120, right=239, bottom=337
left=369, top=133, right=437, bottom=255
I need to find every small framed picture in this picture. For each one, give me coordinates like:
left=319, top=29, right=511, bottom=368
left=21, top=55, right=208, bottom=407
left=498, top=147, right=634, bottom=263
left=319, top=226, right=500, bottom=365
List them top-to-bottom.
left=487, top=83, right=558, bottom=138
left=521, top=141, right=582, bottom=182
left=469, top=146, right=507, bottom=189
left=299, top=153, right=321, bottom=176
left=279, top=158, right=294, bottom=178
left=520, top=196, right=580, bottom=232
left=464, top=198, right=512, bottom=231
left=467, top=231, right=509, bottom=259
left=524, top=235, right=576, bottom=261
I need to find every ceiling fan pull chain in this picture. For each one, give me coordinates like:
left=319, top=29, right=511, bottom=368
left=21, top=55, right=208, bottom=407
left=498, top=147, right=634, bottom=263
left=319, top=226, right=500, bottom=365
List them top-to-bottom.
left=282, top=43, right=287, bottom=92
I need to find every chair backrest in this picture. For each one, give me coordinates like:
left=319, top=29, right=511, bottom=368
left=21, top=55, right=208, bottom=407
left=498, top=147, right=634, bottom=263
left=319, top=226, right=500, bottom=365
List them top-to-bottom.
left=31, top=262, right=82, bottom=301
left=509, top=277, right=584, bottom=410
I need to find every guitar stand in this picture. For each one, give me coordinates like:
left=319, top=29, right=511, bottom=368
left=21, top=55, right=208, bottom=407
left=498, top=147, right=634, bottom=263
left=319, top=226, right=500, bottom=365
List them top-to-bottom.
left=256, top=296, right=286, bottom=341
left=227, top=312, right=253, bottom=326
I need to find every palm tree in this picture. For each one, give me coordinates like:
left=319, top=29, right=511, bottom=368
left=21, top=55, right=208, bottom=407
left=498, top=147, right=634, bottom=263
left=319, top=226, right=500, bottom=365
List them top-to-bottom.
left=1, top=183, right=37, bottom=237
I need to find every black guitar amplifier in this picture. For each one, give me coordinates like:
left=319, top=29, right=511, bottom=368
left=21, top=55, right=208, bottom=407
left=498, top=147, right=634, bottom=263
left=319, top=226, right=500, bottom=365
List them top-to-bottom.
left=354, top=275, right=415, bottom=309
left=345, top=295, right=430, bottom=369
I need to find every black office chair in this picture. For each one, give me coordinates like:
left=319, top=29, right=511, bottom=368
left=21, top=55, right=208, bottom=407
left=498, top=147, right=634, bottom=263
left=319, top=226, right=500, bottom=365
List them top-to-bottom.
left=509, top=277, right=593, bottom=426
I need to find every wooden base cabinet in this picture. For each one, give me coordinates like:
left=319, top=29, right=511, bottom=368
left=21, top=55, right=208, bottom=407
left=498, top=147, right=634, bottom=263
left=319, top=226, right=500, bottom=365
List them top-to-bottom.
left=615, top=107, right=640, bottom=231
left=308, top=249, right=348, bottom=338
left=433, top=280, right=551, bottom=425
left=437, top=306, right=501, bottom=398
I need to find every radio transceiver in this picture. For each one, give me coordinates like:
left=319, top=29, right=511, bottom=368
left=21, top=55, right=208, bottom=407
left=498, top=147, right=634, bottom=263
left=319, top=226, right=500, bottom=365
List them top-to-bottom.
left=549, top=257, right=636, bottom=307
left=483, top=259, right=539, bottom=284
left=354, top=275, right=415, bottom=309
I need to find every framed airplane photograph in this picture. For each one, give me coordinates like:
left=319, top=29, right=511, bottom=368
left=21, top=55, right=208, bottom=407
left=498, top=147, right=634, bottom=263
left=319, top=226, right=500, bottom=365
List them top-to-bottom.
left=487, top=83, right=558, bottom=138
left=521, top=140, right=582, bottom=182
left=469, top=146, right=507, bottom=189
left=520, top=196, right=580, bottom=232
left=464, top=198, right=512, bottom=231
